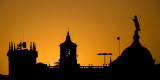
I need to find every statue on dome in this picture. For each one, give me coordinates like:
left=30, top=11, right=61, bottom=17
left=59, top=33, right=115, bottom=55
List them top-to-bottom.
left=132, top=16, right=140, bottom=31
left=132, top=16, right=141, bottom=46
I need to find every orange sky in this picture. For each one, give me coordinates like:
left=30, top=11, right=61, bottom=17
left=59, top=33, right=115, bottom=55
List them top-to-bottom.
left=0, top=0, right=160, bottom=75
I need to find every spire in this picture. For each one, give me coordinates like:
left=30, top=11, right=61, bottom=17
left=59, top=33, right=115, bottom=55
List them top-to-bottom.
left=131, top=16, right=141, bottom=46
left=67, top=27, right=70, bottom=36
left=60, top=28, right=77, bottom=47
left=66, top=28, right=71, bottom=42
left=33, top=42, right=36, bottom=51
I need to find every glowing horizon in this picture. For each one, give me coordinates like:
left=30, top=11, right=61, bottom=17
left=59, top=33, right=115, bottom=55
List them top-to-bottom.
left=0, top=0, right=160, bottom=75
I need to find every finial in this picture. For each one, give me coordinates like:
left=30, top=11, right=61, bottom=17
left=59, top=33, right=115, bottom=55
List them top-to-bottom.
left=131, top=16, right=141, bottom=46
left=66, top=27, right=71, bottom=42
left=67, top=27, right=70, bottom=35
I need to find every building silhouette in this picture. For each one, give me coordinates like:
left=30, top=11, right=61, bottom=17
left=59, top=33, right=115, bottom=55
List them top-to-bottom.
left=0, top=16, right=160, bottom=80
left=110, top=16, right=155, bottom=72
left=59, top=31, right=79, bottom=71
left=7, top=42, right=38, bottom=80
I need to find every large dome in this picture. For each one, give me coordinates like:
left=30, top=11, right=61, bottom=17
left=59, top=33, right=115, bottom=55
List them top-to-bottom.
left=110, top=45, right=154, bottom=72
left=120, top=45, right=154, bottom=67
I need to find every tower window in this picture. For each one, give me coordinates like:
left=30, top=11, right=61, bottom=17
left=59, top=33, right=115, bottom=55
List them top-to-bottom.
left=66, top=49, right=71, bottom=58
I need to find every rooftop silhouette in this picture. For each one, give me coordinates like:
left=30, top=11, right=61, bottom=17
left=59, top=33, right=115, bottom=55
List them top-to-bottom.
left=0, top=16, right=160, bottom=80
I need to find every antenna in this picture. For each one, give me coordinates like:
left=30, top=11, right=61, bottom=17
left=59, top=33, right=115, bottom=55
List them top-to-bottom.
left=23, top=32, right=24, bottom=42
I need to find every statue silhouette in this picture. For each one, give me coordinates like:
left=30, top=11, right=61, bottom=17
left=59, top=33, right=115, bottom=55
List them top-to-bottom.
left=132, top=16, right=140, bottom=31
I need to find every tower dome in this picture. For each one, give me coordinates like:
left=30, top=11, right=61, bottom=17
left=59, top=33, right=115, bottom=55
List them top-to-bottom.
left=60, top=30, right=77, bottom=47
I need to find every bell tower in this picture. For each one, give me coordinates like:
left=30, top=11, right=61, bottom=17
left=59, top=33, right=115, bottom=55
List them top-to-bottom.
left=59, top=30, right=78, bottom=71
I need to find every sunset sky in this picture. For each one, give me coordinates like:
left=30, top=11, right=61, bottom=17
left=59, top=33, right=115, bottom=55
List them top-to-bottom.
left=0, top=0, right=160, bottom=75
